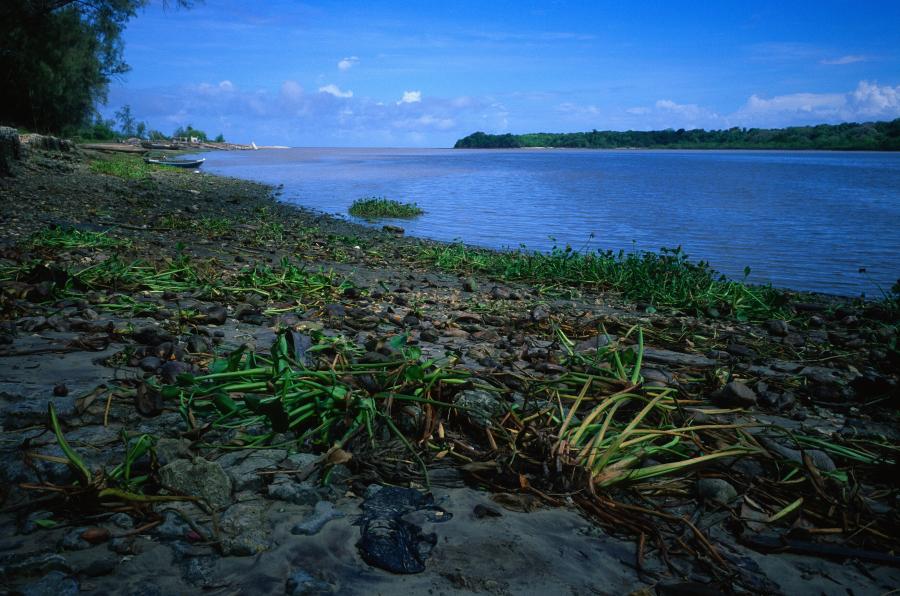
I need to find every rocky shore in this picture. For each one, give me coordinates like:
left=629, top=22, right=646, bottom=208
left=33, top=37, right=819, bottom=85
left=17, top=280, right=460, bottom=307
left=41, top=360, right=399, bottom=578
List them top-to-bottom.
left=0, top=134, right=898, bottom=595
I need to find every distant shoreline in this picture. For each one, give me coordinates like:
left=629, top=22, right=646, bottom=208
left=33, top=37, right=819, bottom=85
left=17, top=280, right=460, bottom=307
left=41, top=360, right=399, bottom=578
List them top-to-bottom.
left=454, top=119, right=900, bottom=151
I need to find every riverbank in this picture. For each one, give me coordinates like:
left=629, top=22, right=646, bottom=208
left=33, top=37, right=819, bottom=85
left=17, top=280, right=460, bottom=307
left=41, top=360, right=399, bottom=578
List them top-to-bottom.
left=0, top=138, right=898, bottom=594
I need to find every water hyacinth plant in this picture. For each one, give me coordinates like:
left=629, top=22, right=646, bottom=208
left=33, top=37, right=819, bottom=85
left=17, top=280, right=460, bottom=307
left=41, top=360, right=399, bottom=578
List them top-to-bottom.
left=348, top=197, right=424, bottom=219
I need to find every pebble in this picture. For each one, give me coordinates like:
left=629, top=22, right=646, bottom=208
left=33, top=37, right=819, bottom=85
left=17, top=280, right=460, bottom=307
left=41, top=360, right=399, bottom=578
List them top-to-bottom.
left=713, top=381, right=757, bottom=408
left=696, top=478, right=738, bottom=505
left=291, top=501, right=345, bottom=535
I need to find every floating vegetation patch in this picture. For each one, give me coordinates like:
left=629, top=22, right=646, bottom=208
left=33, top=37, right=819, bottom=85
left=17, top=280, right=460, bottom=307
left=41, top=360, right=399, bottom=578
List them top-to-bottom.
left=349, top=197, right=424, bottom=220
left=421, top=243, right=787, bottom=321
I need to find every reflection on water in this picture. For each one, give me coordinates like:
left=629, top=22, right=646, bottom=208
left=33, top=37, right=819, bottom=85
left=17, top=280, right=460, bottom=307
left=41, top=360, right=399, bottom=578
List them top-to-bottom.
left=202, top=148, right=900, bottom=296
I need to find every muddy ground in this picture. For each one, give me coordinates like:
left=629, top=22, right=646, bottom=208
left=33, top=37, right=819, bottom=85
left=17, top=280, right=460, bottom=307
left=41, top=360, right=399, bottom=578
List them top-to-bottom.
left=0, top=140, right=898, bottom=595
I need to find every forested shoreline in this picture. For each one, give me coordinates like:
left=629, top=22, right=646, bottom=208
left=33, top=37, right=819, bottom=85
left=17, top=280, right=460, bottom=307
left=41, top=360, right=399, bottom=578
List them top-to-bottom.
left=454, top=119, right=900, bottom=150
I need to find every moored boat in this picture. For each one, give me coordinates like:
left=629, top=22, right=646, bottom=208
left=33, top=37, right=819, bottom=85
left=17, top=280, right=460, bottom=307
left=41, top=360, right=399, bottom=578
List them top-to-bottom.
left=144, top=157, right=205, bottom=168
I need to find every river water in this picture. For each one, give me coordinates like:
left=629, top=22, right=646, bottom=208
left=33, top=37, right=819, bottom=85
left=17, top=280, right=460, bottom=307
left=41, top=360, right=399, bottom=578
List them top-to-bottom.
left=201, top=148, right=900, bottom=297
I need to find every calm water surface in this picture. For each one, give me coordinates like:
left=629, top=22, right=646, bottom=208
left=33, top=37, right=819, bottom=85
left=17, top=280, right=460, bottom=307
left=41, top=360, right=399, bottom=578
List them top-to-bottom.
left=201, top=148, right=900, bottom=296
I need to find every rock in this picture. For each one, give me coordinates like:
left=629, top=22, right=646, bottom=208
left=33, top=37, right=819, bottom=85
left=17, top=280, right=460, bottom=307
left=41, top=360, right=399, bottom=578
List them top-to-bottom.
left=0, top=126, right=22, bottom=176
left=382, top=225, right=404, bottom=235
left=462, top=277, right=478, bottom=292
left=489, top=286, right=511, bottom=300
left=324, top=303, right=345, bottom=318
left=203, top=305, right=228, bottom=325
left=530, top=305, right=550, bottom=322
left=766, top=320, right=790, bottom=336
left=133, top=326, right=175, bottom=346
left=419, top=329, right=440, bottom=343
left=575, top=334, right=614, bottom=352
left=186, top=335, right=209, bottom=354
left=726, top=343, right=757, bottom=360
left=643, top=348, right=717, bottom=368
left=137, top=355, right=162, bottom=372
left=159, top=360, right=191, bottom=384
left=798, top=366, right=842, bottom=385
left=641, top=367, right=674, bottom=388
left=713, top=381, right=757, bottom=408
left=52, top=384, right=68, bottom=396
left=454, top=389, right=505, bottom=428
left=155, top=437, right=192, bottom=466
left=761, top=439, right=836, bottom=472
left=216, top=449, right=288, bottom=492
left=159, top=458, right=232, bottom=509
left=267, top=477, right=321, bottom=506
left=696, top=478, right=738, bottom=505
left=357, top=486, right=451, bottom=574
left=291, top=500, right=345, bottom=535
left=219, top=502, right=270, bottom=556
left=155, top=511, right=192, bottom=540
left=59, top=527, right=93, bottom=551
left=0, top=553, right=71, bottom=578
left=79, top=557, right=117, bottom=577
left=286, top=569, right=334, bottom=595
left=19, top=571, right=79, bottom=596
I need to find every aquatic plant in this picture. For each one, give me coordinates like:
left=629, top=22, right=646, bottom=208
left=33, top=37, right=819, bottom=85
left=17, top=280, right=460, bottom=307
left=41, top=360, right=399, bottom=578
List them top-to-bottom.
left=89, top=155, right=156, bottom=180
left=349, top=197, right=424, bottom=220
left=29, top=226, right=130, bottom=250
left=421, top=243, right=787, bottom=321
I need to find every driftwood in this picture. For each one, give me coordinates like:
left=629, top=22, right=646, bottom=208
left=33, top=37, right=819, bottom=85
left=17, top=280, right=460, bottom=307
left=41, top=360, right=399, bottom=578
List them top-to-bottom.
left=79, top=143, right=146, bottom=153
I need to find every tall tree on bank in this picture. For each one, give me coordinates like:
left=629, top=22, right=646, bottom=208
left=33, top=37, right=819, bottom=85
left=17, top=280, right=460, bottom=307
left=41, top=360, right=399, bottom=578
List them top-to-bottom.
left=0, top=1, right=191, bottom=134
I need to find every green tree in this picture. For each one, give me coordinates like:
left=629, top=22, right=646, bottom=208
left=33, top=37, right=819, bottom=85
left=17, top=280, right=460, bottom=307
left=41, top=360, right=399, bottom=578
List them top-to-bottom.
left=0, top=1, right=192, bottom=133
left=115, top=104, right=136, bottom=137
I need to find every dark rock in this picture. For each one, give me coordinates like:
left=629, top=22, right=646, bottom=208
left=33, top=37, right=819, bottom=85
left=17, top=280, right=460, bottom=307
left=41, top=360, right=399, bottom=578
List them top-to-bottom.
left=0, top=126, right=22, bottom=177
left=382, top=225, right=404, bottom=235
left=462, top=277, right=478, bottom=292
left=489, top=286, right=511, bottom=300
left=324, top=303, right=346, bottom=318
left=203, top=305, right=228, bottom=325
left=530, top=305, right=550, bottom=322
left=766, top=320, right=790, bottom=336
left=133, top=326, right=175, bottom=346
left=419, top=329, right=440, bottom=343
left=575, top=334, right=614, bottom=352
left=186, top=335, right=209, bottom=354
left=726, top=343, right=756, bottom=360
left=643, top=348, right=716, bottom=368
left=138, top=356, right=162, bottom=372
left=160, top=360, right=192, bottom=384
left=713, top=381, right=757, bottom=408
left=52, top=383, right=68, bottom=396
left=455, top=389, right=504, bottom=428
left=216, top=449, right=288, bottom=492
left=158, top=458, right=232, bottom=510
left=267, top=477, right=321, bottom=506
left=696, top=478, right=738, bottom=505
left=357, top=486, right=451, bottom=574
left=291, top=501, right=345, bottom=535
left=219, top=502, right=270, bottom=556
left=473, top=504, right=502, bottom=519
left=59, top=528, right=93, bottom=551
left=0, top=552, right=71, bottom=578
left=79, top=557, right=117, bottom=577
left=286, top=569, right=334, bottom=595
left=19, top=570, right=78, bottom=596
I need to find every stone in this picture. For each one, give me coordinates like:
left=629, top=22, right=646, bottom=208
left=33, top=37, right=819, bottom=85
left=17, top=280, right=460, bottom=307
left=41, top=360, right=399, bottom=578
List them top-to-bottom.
left=0, top=126, right=22, bottom=177
left=382, top=225, right=404, bottom=235
left=462, top=277, right=478, bottom=292
left=489, top=286, right=511, bottom=300
left=324, top=303, right=345, bottom=317
left=203, top=305, right=228, bottom=325
left=530, top=305, right=550, bottom=322
left=766, top=320, right=790, bottom=336
left=575, top=334, right=615, bottom=352
left=186, top=335, right=209, bottom=353
left=642, top=348, right=716, bottom=368
left=137, top=356, right=162, bottom=372
left=159, top=360, right=192, bottom=384
left=713, top=381, right=757, bottom=408
left=454, top=389, right=505, bottom=428
left=155, top=437, right=192, bottom=466
left=216, top=449, right=288, bottom=492
left=159, top=458, right=232, bottom=510
left=267, top=477, right=321, bottom=506
left=696, top=478, right=738, bottom=505
left=291, top=500, right=345, bottom=535
left=218, top=502, right=271, bottom=556
left=59, top=528, right=93, bottom=551
left=0, top=553, right=71, bottom=578
left=286, top=569, right=334, bottom=595
left=19, top=571, right=78, bottom=596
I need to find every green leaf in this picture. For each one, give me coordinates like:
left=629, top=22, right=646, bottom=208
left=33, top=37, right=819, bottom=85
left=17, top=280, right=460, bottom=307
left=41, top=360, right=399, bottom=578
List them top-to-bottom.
left=405, top=365, right=425, bottom=382
left=49, top=403, right=92, bottom=486
left=34, top=519, right=58, bottom=528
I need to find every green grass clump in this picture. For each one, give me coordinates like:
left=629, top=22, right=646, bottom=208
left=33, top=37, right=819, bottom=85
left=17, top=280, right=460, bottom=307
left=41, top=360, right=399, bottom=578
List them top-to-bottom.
left=90, top=155, right=155, bottom=180
left=348, top=197, right=424, bottom=220
left=29, top=227, right=129, bottom=250
left=421, top=243, right=787, bottom=321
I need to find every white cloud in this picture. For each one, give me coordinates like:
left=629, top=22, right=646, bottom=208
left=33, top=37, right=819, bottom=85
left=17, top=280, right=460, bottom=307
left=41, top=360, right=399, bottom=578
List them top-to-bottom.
left=820, top=55, right=867, bottom=65
left=337, top=56, right=359, bottom=71
left=218, top=80, right=234, bottom=92
left=280, top=80, right=303, bottom=102
left=735, top=81, right=900, bottom=124
left=318, top=84, right=353, bottom=98
left=397, top=90, right=422, bottom=104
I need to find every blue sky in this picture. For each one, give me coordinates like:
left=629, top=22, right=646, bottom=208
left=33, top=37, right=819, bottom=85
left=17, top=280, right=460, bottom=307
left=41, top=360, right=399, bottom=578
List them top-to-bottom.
left=105, top=0, right=900, bottom=147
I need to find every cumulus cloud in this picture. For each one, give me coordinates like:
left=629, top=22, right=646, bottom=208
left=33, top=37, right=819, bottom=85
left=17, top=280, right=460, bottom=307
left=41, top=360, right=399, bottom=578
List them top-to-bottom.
left=820, top=55, right=867, bottom=65
left=337, top=56, right=359, bottom=71
left=280, top=80, right=303, bottom=101
left=318, top=84, right=353, bottom=98
left=397, top=90, right=422, bottom=104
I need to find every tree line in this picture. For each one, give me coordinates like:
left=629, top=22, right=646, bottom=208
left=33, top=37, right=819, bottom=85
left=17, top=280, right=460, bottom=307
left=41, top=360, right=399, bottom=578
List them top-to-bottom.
left=454, top=120, right=900, bottom=150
